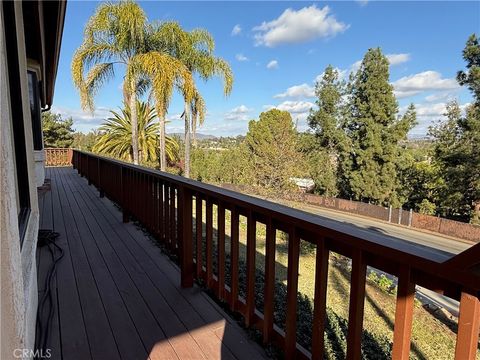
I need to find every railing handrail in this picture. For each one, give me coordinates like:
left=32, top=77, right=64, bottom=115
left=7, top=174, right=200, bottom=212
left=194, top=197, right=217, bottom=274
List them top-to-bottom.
left=72, top=149, right=480, bottom=360
left=72, top=150, right=479, bottom=289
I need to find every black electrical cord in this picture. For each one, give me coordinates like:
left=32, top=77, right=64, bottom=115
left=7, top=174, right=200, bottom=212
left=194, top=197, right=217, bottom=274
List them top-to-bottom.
left=35, top=230, right=64, bottom=358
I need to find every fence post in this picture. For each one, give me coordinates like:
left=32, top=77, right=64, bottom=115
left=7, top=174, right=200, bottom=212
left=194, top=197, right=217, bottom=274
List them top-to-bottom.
left=178, top=185, right=194, bottom=288
left=388, top=205, right=392, bottom=223
left=398, top=208, right=402, bottom=225
left=408, top=209, right=413, bottom=227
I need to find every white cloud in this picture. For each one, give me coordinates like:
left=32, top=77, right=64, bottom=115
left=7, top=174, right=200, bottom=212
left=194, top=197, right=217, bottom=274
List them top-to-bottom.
left=356, top=0, right=369, bottom=6
left=253, top=5, right=349, bottom=47
left=231, top=24, right=242, bottom=36
left=235, top=53, right=249, bottom=62
left=386, top=53, right=410, bottom=66
left=266, top=60, right=279, bottom=69
left=392, top=71, right=459, bottom=98
left=274, top=83, right=315, bottom=99
left=425, top=91, right=458, bottom=102
left=264, top=100, right=315, bottom=131
left=264, top=100, right=314, bottom=118
left=274, top=100, right=314, bottom=114
left=402, top=101, right=471, bottom=137
left=224, top=105, right=252, bottom=121
left=51, top=106, right=111, bottom=131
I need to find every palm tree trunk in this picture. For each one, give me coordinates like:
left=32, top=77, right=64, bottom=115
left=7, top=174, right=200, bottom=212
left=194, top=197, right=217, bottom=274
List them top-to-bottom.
left=130, top=82, right=139, bottom=165
left=184, top=101, right=191, bottom=178
left=159, top=113, right=166, bottom=171
left=191, top=115, right=197, bottom=147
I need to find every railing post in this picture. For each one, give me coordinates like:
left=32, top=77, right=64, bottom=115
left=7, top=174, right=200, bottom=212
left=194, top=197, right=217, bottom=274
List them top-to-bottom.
left=72, top=150, right=76, bottom=169
left=98, top=158, right=104, bottom=198
left=121, top=166, right=129, bottom=223
left=178, top=185, right=194, bottom=288
left=245, top=210, right=256, bottom=327
left=263, top=218, right=275, bottom=344
left=285, top=226, right=300, bottom=359
left=311, top=237, right=329, bottom=360
left=346, top=249, right=367, bottom=360
left=392, top=266, right=415, bottom=360
left=455, top=291, right=480, bottom=360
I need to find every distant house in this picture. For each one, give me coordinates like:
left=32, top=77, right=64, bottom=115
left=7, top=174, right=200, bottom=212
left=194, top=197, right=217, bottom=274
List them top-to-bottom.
left=1, top=1, right=65, bottom=358
left=290, top=177, right=315, bottom=192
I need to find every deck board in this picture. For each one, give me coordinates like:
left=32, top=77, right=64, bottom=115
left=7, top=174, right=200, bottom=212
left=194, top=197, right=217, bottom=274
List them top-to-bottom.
left=37, top=167, right=267, bottom=360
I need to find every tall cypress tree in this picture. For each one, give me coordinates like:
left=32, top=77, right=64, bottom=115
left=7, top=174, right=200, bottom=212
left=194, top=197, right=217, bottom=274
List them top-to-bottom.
left=342, top=48, right=415, bottom=206
left=306, top=65, right=346, bottom=196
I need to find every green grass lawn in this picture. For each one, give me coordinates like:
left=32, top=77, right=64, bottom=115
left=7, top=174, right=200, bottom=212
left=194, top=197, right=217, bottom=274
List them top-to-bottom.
left=187, top=199, right=468, bottom=359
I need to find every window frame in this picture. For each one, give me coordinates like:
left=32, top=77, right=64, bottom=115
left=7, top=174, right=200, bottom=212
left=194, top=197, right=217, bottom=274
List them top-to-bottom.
left=3, top=0, right=31, bottom=246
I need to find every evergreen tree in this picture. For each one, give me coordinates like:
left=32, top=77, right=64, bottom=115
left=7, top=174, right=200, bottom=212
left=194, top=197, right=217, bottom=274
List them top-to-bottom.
left=429, top=34, right=480, bottom=224
left=457, top=34, right=480, bottom=105
left=341, top=48, right=415, bottom=206
left=306, top=65, right=346, bottom=196
left=308, top=65, right=345, bottom=151
left=245, top=109, right=303, bottom=192
left=42, top=112, right=75, bottom=148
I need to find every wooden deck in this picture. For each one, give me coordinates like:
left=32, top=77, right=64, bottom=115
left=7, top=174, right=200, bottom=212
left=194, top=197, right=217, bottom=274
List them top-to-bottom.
left=36, top=166, right=267, bottom=360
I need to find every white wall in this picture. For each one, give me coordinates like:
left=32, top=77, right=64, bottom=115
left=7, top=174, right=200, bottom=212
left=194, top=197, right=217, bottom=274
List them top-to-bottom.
left=1, top=2, right=40, bottom=359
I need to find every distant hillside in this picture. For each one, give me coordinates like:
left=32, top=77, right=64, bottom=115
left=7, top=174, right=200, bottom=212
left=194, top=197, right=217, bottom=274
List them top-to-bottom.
left=168, top=133, right=217, bottom=140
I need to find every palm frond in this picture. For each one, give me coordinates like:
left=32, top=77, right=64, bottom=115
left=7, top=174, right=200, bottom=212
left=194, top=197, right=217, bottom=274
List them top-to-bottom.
left=93, top=100, right=179, bottom=163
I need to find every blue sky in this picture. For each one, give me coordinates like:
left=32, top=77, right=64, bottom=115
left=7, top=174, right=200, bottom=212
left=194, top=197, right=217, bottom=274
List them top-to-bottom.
left=52, top=1, right=480, bottom=137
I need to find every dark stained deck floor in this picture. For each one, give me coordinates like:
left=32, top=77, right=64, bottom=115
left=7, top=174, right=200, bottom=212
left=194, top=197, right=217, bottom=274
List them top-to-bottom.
left=37, top=166, right=267, bottom=360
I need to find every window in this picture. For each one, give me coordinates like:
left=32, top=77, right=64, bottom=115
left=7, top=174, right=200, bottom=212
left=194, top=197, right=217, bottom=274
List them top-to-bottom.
left=3, top=0, right=31, bottom=246
left=28, top=70, right=43, bottom=151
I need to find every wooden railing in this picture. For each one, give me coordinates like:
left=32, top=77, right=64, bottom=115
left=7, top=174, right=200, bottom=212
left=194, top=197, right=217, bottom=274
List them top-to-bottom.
left=45, top=148, right=72, bottom=167
left=72, top=150, right=480, bottom=360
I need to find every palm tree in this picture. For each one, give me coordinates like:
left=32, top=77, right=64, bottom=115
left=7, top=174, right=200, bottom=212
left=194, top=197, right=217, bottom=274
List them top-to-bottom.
left=71, top=1, right=194, bottom=169
left=71, top=1, right=146, bottom=165
left=153, top=23, right=233, bottom=178
left=93, top=101, right=179, bottom=164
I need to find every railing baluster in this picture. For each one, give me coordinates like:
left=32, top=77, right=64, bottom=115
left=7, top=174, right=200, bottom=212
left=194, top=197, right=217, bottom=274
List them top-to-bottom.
left=159, top=180, right=164, bottom=242
left=164, top=183, right=170, bottom=248
left=178, top=185, right=193, bottom=287
left=170, top=186, right=176, bottom=252
left=195, top=195, right=203, bottom=279
left=205, top=198, right=213, bottom=288
left=217, top=202, right=226, bottom=300
left=230, top=207, right=239, bottom=311
left=245, top=210, right=256, bottom=327
left=263, top=218, right=275, bottom=344
left=285, top=226, right=300, bottom=358
left=311, top=237, right=329, bottom=360
left=346, top=249, right=367, bottom=360
left=392, top=266, right=415, bottom=360
left=455, top=291, right=480, bottom=360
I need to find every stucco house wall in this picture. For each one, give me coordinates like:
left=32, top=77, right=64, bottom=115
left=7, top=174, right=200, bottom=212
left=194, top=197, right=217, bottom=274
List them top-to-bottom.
left=1, top=2, right=41, bottom=358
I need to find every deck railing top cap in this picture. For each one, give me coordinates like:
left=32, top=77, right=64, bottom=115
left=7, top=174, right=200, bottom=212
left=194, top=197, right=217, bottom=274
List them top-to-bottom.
left=73, top=150, right=471, bottom=269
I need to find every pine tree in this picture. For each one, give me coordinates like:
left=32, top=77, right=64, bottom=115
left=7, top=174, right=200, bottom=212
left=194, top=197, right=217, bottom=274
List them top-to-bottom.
left=430, top=34, right=480, bottom=223
left=341, top=48, right=415, bottom=206
left=308, top=65, right=345, bottom=151
left=306, top=66, right=346, bottom=196
left=245, top=109, right=303, bottom=192
left=42, top=112, right=75, bottom=148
